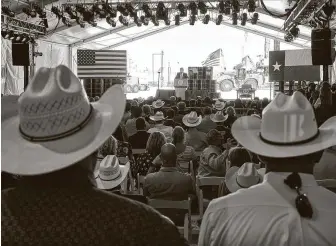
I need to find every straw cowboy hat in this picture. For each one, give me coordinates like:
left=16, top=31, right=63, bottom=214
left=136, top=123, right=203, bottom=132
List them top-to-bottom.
left=1, top=65, right=125, bottom=175
left=232, top=91, right=336, bottom=158
left=152, top=99, right=165, bottom=108
left=213, top=100, right=225, bottom=111
left=150, top=111, right=166, bottom=121
left=183, top=111, right=202, bottom=127
left=210, top=111, right=228, bottom=123
left=93, top=155, right=130, bottom=190
left=225, top=162, right=263, bottom=192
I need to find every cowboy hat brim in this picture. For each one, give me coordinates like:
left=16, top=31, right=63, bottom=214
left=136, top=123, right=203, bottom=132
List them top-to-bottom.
left=1, top=85, right=126, bottom=176
left=152, top=101, right=165, bottom=108
left=210, top=114, right=228, bottom=123
left=182, top=115, right=202, bottom=127
left=149, top=116, right=166, bottom=121
left=232, top=116, right=336, bottom=158
left=93, top=162, right=130, bottom=190
left=225, top=166, right=263, bottom=193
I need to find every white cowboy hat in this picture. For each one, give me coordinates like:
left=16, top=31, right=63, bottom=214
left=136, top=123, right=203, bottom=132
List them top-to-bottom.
left=1, top=65, right=125, bottom=175
left=232, top=91, right=336, bottom=158
left=152, top=99, right=165, bottom=108
left=213, top=100, right=225, bottom=111
left=150, top=111, right=166, bottom=121
left=183, top=111, right=202, bottom=127
left=210, top=111, right=228, bottom=123
left=93, top=155, right=129, bottom=190
left=225, top=162, right=263, bottom=192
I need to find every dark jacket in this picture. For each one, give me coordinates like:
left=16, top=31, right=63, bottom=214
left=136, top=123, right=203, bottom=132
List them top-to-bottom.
left=175, top=72, right=188, bottom=79
left=129, top=130, right=150, bottom=149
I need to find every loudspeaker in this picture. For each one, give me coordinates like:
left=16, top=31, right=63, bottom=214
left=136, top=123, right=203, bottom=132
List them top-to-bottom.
left=311, top=29, right=336, bottom=65
left=12, top=42, right=30, bottom=66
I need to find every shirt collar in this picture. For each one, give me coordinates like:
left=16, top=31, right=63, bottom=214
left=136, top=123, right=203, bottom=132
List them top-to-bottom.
left=160, top=167, right=178, bottom=172
left=263, top=172, right=318, bottom=188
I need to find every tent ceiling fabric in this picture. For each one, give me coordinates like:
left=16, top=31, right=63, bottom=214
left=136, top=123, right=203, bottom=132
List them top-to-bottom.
left=5, top=0, right=310, bottom=48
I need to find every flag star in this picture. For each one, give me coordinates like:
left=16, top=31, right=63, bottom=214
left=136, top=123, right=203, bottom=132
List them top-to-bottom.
left=273, top=61, right=282, bottom=71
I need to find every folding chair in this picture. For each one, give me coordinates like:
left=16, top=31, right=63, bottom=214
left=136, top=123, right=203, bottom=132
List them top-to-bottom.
left=137, top=173, right=146, bottom=195
left=196, top=176, right=224, bottom=218
left=317, top=179, right=336, bottom=193
left=148, top=197, right=192, bottom=243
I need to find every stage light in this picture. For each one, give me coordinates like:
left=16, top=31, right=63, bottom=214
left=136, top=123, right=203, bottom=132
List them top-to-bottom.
left=232, top=0, right=240, bottom=13
left=247, top=0, right=256, bottom=12
left=218, top=1, right=225, bottom=14
left=224, top=1, right=231, bottom=15
left=157, top=2, right=168, bottom=20
left=189, top=2, right=198, bottom=16
left=198, top=2, right=207, bottom=14
left=102, top=3, right=117, bottom=18
left=142, top=3, right=152, bottom=18
left=33, top=4, right=46, bottom=18
left=92, top=4, right=106, bottom=18
left=126, top=4, right=137, bottom=18
left=177, top=4, right=187, bottom=17
left=117, top=5, right=128, bottom=16
left=2, top=6, right=15, bottom=17
left=51, top=6, right=62, bottom=18
left=65, top=6, right=77, bottom=19
left=22, top=7, right=37, bottom=18
left=232, top=12, right=238, bottom=25
left=241, top=13, right=247, bottom=26
left=251, top=13, right=258, bottom=24
left=203, top=14, right=210, bottom=24
left=216, top=14, right=223, bottom=25
left=119, top=15, right=129, bottom=26
left=134, top=15, right=142, bottom=27
left=175, top=15, right=181, bottom=25
left=189, top=15, right=196, bottom=25
left=62, top=16, right=71, bottom=27
left=106, top=16, right=116, bottom=27
left=140, top=16, right=149, bottom=26
left=151, top=16, right=159, bottom=26
left=164, top=19, right=170, bottom=26
left=309, top=20, right=317, bottom=28
left=290, top=26, right=300, bottom=38
left=5, top=31, right=13, bottom=39
left=9, top=32, right=16, bottom=40
left=284, top=32, right=294, bottom=42
left=14, top=34, right=22, bottom=42
left=21, top=35, right=29, bottom=43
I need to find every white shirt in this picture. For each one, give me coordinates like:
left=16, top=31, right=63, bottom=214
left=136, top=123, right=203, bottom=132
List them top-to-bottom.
left=148, top=124, right=173, bottom=142
left=199, top=172, right=336, bottom=246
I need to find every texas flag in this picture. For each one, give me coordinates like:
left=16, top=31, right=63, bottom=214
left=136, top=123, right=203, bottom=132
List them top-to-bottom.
left=269, top=49, right=321, bottom=82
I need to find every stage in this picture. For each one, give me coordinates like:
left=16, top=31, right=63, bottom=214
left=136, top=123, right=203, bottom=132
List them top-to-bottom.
left=126, top=86, right=274, bottom=101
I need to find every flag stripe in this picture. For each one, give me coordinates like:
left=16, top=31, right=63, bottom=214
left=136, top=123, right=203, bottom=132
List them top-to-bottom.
left=202, top=49, right=223, bottom=67
left=285, top=49, right=313, bottom=66
left=78, top=66, right=126, bottom=69
left=284, top=66, right=320, bottom=81
left=76, top=74, right=126, bottom=78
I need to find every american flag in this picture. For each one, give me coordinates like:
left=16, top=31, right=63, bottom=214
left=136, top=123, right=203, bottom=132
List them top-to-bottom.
left=202, top=49, right=224, bottom=67
left=77, top=50, right=127, bottom=78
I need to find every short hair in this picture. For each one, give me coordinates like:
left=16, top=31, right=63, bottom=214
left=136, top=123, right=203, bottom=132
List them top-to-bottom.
left=203, top=96, right=212, bottom=105
left=189, top=99, right=196, bottom=107
left=196, top=99, right=202, bottom=107
left=234, top=99, right=243, bottom=108
left=131, top=100, right=139, bottom=107
left=177, top=101, right=186, bottom=111
left=125, top=102, right=131, bottom=112
left=142, top=104, right=151, bottom=115
left=131, top=106, right=142, bottom=118
left=203, top=106, right=212, bottom=115
left=226, top=106, right=236, bottom=115
left=166, top=108, right=175, bottom=119
left=136, top=117, right=146, bottom=130
left=172, top=126, right=185, bottom=145
left=206, top=129, right=222, bottom=145
left=146, top=132, right=167, bottom=156
left=98, top=136, right=117, bottom=157
left=228, top=147, right=251, bottom=168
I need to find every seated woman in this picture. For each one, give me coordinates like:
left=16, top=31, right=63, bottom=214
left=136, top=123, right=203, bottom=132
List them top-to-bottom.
left=112, top=125, right=135, bottom=166
left=172, top=126, right=198, bottom=173
left=132, top=131, right=166, bottom=177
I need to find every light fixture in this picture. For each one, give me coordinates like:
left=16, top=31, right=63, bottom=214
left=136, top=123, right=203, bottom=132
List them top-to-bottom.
left=232, top=0, right=240, bottom=13
left=247, top=0, right=256, bottom=13
left=218, top=1, right=225, bottom=14
left=224, top=1, right=231, bottom=15
left=156, top=2, right=167, bottom=20
left=189, top=2, right=198, bottom=16
left=198, top=2, right=207, bottom=14
left=102, top=3, right=117, bottom=18
left=142, top=3, right=152, bottom=18
left=33, top=4, right=46, bottom=18
left=92, top=4, right=106, bottom=18
left=117, top=4, right=128, bottom=16
left=126, top=4, right=137, bottom=18
left=177, top=4, right=187, bottom=17
left=2, top=6, right=15, bottom=17
left=51, top=6, right=62, bottom=18
left=22, top=7, right=37, bottom=18
left=232, top=12, right=238, bottom=25
left=241, top=13, right=247, bottom=26
left=251, top=13, right=258, bottom=25
left=203, top=14, right=210, bottom=24
left=216, top=14, right=223, bottom=25
left=119, top=15, right=129, bottom=26
left=175, top=15, right=180, bottom=25
left=189, top=15, right=196, bottom=25
left=62, top=16, right=71, bottom=27
left=134, top=16, right=142, bottom=27
left=140, top=16, right=149, bottom=26
left=151, top=16, right=159, bottom=26
left=290, top=26, right=300, bottom=38
left=1, top=30, right=8, bottom=38
left=284, top=32, right=294, bottom=42
left=21, top=35, right=29, bottom=43
left=34, top=52, right=43, bottom=57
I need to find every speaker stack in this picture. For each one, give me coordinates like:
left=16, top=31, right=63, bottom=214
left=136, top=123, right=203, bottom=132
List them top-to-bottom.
left=311, top=29, right=336, bottom=65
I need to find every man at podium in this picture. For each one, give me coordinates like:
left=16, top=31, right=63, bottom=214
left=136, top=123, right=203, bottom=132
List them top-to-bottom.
left=174, top=67, right=188, bottom=100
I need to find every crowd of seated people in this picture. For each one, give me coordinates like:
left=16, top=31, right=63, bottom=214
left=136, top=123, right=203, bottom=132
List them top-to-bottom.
left=2, top=66, right=336, bottom=246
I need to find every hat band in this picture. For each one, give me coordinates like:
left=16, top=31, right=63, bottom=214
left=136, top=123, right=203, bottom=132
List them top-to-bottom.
left=19, top=105, right=93, bottom=142
left=187, top=118, right=199, bottom=123
left=259, top=130, right=320, bottom=146
left=98, top=170, right=122, bottom=181
left=236, top=176, right=260, bottom=188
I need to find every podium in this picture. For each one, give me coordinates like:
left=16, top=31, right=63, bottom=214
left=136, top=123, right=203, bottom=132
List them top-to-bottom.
left=174, top=78, right=188, bottom=100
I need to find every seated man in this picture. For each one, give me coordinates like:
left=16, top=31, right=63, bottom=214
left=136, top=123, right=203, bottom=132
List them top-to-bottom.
left=125, top=106, right=150, bottom=137
left=197, top=107, right=217, bottom=133
left=164, top=108, right=178, bottom=128
left=129, top=117, right=150, bottom=149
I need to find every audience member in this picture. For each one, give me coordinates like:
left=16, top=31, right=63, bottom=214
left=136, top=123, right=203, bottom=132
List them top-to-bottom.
left=1, top=65, right=187, bottom=245
left=315, top=84, right=334, bottom=126
left=199, top=91, right=336, bottom=246
left=169, top=96, right=177, bottom=106
left=203, top=96, right=212, bottom=106
left=261, top=97, right=269, bottom=109
left=152, top=99, right=165, bottom=113
left=189, top=99, right=196, bottom=107
left=234, top=99, right=244, bottom=108
left=213, top=100, right=225, bottom=111
left=122, top=101, right=132, bottom=124
left=174, top=102, right=187, bottom=125
left=142, top=104, right=152, bottom=123
left=125, top=106, right=150, bottom=137
left=197, top=106, right=217, bottom=133
left=223, top=106, right=237, bottom=128
left=164, top=108, right=178, bottom=128
left=148, top=111, right=173, bottom=142
left=183, top=111, right=208, bottom=151
left=128, top=117, right=150, bottom=149
left=113, top=125, right=135, bottom=165
left=172, top=126, right=197, bottom=173
left=198, top=129, right=226, bottom=177
left=132, top=132, right=166, bottom=177
left=314, top=145, right=336, bottom=180
left=225, top=146, right=252, bottom=171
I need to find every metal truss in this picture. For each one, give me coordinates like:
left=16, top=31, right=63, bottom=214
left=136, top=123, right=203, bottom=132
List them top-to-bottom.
left=1, top=14, right=46, bottom=35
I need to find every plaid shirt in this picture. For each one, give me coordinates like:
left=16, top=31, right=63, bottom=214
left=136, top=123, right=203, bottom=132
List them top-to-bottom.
left=2, top=180, right=188, bottom=246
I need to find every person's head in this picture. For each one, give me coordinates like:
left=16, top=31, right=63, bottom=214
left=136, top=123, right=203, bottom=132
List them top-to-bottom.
left=180, top=67, right=184, bottom=73
left=308, top=82, right=316, bottom=92
left=331, top=83, right=336, bottom=92
left=319, top=85, right=332, bottom=105
left=94, top=96, right=100, bottom=101
left=170, top=96, right=176, bottom=105
left=203, top=96, right=212, bottom=105
left=89, top=97, right=94, bottom=102
left=261, top=97, right=269, bottom=108
left=189, top=99, right=196, bottom=107
left=196, top=99, right=202, bottom=107
left=234, top=99, right=243, bottom=108
left=131, top=100, right=139, bottom=107
left=177, top=101, right=186, bottom=112
left=125, top=102, right=131, bottom=113
left=142, top=104, right=151, bottom=116
left=131, top=106, right=142, bottom=118
left=171, top=106, right=178, bottom=115
left=203, top=106, right=212, bottom=116
left=226, top=106, right=236, bottom=116
left=166, top=108, right=175, bottom=119
left=136, top=117, right=146, bottom=131
left=112, top=124, right=125, bottom=142
left=172, top=126, right=185, bottom=145
left=206, top=129, right=223, bottom=147
left=146, top=131, right=167, bottom=156
left=98, top=136, right=118, bottom=158
left=160, top=143, right=177, bottom=167
left=227, top=147, right=251, bottom=169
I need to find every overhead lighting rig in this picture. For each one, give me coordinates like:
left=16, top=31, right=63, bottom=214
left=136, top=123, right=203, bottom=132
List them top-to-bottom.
left=177, top=4, right=187, bottom=17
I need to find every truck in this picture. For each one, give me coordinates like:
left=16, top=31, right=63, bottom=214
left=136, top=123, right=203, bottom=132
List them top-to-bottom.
left=124, top=72, right=150, bottom=93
